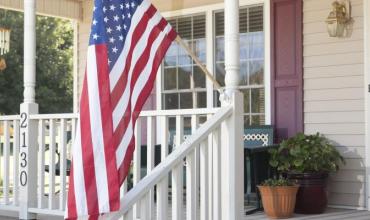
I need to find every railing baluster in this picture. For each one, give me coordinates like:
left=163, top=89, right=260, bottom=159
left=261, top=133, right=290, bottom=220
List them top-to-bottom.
left=157, top=115, right=168, bottom=220
left=172, top=115, right=184, bottom=220
left=187, top=115, right=198, bottom=220
left=207, top=115, right=213, bottom=220
left=147, top=116, right=155, bottom=218
left=133, top=118, right=141, bottom=218
left=49, top=119, right=56, bottom=209
left=59, top=119, right=67, bottom=210
left=4, top=120, right=10, bottom=204
left=13, top=120, right=19, bottom=206
left=38, top=120, right=45, bottom=208
left=212, top=127, right=221, bottom=220
left=200, top=139, right=208, bottom=220
left=140, top=194, right=150, bottom=220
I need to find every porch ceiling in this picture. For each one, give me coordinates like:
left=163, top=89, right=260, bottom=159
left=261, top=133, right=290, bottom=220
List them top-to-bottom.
left=0, top=0, right=82, bottom=20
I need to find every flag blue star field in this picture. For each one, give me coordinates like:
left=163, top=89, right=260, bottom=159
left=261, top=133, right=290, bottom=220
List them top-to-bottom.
left=66, top=0, right=177, bottom=218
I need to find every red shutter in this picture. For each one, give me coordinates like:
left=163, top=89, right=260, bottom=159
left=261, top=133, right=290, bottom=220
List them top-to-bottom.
left=270, top=0, right=303, bottom=141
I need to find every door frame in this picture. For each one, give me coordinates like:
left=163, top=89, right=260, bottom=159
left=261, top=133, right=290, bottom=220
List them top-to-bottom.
left=364, top=0, right=370, bottom=211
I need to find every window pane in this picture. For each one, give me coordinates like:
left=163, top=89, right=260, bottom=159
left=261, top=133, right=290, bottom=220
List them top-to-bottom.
left=249, top=6, right=264, bottom=32
left=240, top=8, right=248, bottom=33
left=215, top=12, right=224, bottom=36
left=193, top=15, right=206, bottom=39
left=178, top=17, right=192, bottom=39
left=240, top=34, right=248, bottom=60
left=215, top=37, right=224, bottom=61
left=193, top=39, right=206, bottom=64
left=249, top=41, right=264, bottom=59
left=178, top=42, right=192, bottom=66
left=164, top=43, right=177, bottom=67
left=240, top=61, right=248, bottom=86
left=249, top=61, right=264, bottom=85
left=215, top=62, right=225, bottom=87
left=178, top=66, right=191, bottom=89
left=193, top=66, right=206, bottom=88
left=163, top=68, right=177, bottom=90
left=251, top=88, right=265, bottom=113
left=242, top=89, right=250, bottom=113
left=214, top=91, right=221, bottom=107
left=180, top=92, right=193, bottom=109
left=197, top=92, right=207, bottom=108
left=164, top=93, right=179, bottom=109
left=244, top=115, right=251, bottom=127
left=252, top=115, right=265, bottom=125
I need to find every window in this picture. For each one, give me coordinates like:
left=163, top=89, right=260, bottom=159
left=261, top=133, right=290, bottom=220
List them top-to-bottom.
left=214, top=5, right=265, bottom=127
left=162, top=15, right=207, bottom=110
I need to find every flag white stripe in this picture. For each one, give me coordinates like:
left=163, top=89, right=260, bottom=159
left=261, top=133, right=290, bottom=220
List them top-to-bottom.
left=109, top=0, right=151, bottom=90
left=112, top=11, right=162, bottom=130
left=116, top=25, right=172, bottom=166
left=86, top=46, right=110, bottom=213
left=72, top=122, right=88, bottom=216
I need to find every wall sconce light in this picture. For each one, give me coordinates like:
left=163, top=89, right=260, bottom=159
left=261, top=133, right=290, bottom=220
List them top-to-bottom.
left=325, top=0, right=351, bottom=37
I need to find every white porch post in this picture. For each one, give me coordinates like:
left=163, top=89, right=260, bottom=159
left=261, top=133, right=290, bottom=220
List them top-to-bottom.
left=19, top=0, right=38, bottom=219
left=220, top=0, right=244, bottom=219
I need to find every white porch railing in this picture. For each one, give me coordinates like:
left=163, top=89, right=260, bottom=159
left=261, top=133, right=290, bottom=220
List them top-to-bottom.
left=0, top=101, right=244, bottom=219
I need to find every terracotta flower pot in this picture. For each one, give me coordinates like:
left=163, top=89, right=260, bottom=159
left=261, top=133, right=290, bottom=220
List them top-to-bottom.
left=258, top=185, right=299, bottom=219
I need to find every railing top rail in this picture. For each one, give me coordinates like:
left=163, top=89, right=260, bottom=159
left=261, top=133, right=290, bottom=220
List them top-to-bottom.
left=107, top=105, right=233, bottom=219
left=25, top=108, right=220, bottom=120
left=139, top=108, right=220, bottom=117
left=29, top=113, right=78, bottom=120
left=0, top=115, right=19, bottom=121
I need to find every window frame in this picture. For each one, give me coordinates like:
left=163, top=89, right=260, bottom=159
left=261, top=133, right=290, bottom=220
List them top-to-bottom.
left=156, top=0, right=271, bottom=124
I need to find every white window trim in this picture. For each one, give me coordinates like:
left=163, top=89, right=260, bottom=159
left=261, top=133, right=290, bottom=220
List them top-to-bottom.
left=156, top=0, right=271, bottom=125
left=364, top=0, right=370, bottom=211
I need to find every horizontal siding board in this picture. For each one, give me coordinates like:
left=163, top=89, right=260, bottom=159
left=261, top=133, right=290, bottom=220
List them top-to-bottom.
left=304, top=0, right=362, bottom=12
left=304, top=5, right=363, bottom=23
left=304, top=19, right=363, bottom=35
left=304, top=29, right=363, bottom=46
left=304, top=41, right=364, bottom=56
left=304, top=52, right=363, bottom=68
left=304, top=64, right=364, bottom=78
left=304, top=76, right=363, bottom=90
left=304, top=88, right=364, bottom=101
left=304, top=100, right=364, bottom=112
left=304, top=112, right=364, bottom=123
left=304, top=123, right=364, bottom=135
left=326, top=136, right=365, bottom=148
left=337, top=158, right=365, bottom=171
left=330, top=170, right=365, bottom=182
left=328, top=181, right=365, bottom=194
left=328, top=194, right=365, bottom=208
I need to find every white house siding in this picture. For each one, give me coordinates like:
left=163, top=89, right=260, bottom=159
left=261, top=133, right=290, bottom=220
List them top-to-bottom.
left=0, top=0, right=82, bottom=20
left=303, top=0, right=366, bottom=208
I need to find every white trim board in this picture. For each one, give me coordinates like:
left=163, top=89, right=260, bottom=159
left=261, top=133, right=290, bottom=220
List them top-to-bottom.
left=364, top=0, right=370, bottom=211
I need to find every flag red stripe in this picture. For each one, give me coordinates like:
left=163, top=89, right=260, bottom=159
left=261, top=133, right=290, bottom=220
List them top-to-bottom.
left=110, top=5, right=157, bottom=108
left=113, top=19, right=167, bottom=152
left=118, top=29, right=177, bottom=183
left=94, top=45, right=120, bottom=212
left=79, top=76, right=99, bottom=214
left=67, top=165, right=77, bottom=218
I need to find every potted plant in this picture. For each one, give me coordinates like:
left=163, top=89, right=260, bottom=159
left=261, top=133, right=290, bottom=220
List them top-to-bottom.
left=269, top=133, right=345, bottom=214
left=258, top=178, right=299, bottom=219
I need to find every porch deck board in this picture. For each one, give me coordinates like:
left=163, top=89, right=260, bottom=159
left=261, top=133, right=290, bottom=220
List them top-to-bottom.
left=245, top=208, right=370, bottom=220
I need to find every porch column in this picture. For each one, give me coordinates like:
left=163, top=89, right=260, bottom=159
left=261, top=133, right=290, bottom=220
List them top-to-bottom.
left=19, top=0, right=38, bottom=219
left=220, top=0, right=244, bottom=219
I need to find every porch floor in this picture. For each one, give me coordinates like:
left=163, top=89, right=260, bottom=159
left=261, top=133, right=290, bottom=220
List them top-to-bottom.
left=244, top=208, right=370, bottom=220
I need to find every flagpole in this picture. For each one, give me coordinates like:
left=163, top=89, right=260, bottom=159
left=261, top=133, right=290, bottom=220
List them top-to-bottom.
left=175, top=35, right=222, bottom=90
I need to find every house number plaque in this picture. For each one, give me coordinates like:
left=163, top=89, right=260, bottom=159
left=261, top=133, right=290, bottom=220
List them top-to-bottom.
left=19, top=112, right=28, bottom=186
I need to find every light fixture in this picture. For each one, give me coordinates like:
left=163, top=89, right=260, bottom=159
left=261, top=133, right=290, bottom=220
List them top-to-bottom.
left=325, top=0, right=351, bottom=37
left=0, top=27, right=10, bottom=71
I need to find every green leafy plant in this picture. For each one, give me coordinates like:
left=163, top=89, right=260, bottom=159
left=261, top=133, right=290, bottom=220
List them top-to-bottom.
left=269, top=133, right=345, bottom=173
left=260, top=177, right=295, bottom=187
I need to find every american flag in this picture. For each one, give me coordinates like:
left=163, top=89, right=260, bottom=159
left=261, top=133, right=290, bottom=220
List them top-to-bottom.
left=66, top=0, right=177, bottom=218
